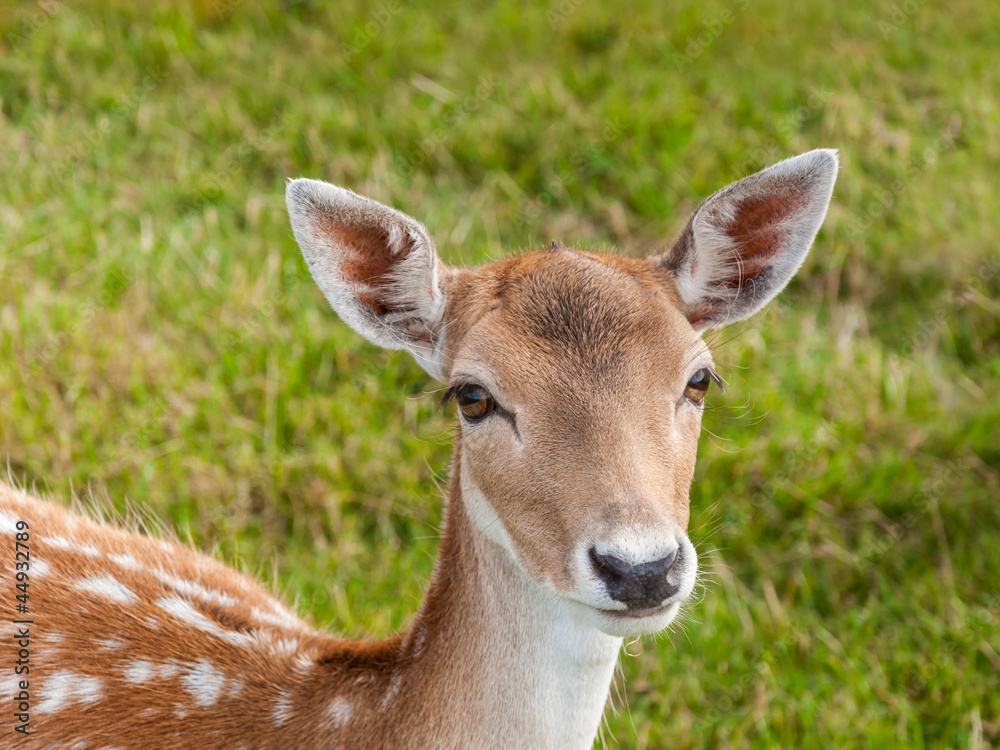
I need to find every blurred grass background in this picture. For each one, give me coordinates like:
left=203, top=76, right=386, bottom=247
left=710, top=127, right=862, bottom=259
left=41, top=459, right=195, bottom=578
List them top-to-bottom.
left=2, top=0, right=999, bottom=747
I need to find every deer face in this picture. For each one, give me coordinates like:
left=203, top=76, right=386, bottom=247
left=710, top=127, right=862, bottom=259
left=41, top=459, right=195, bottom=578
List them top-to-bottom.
left=286, top=149, right=837, bottom=638
left=441, top=249, right=708, bottom=635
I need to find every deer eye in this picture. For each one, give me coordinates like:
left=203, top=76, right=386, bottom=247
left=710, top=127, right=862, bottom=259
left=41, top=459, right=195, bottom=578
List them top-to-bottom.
left=684, top=368, right=713, bottom=403
left=456, top=384, right=496, bottom=422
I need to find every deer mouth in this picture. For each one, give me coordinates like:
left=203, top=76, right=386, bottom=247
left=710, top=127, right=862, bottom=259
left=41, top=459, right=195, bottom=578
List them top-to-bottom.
left=581, top=600, right=683, bottom=637
left=596, top=600, right=680, bottom=621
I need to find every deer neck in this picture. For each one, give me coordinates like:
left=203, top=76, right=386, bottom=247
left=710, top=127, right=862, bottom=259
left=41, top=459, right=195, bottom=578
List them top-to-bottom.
left=385, top=439, right=623, bottom=749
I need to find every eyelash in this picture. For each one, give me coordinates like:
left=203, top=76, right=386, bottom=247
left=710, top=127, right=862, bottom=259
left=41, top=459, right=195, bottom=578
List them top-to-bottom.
left=684, top=367, right=724, bottom=406
left=439, top=381, right=474, bottom=409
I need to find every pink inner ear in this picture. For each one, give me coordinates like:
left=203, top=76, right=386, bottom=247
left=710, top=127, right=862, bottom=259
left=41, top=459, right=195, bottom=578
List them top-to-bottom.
left=717, top=192, right=802, bottom=288
left=317, top=218, right=404, bottom=317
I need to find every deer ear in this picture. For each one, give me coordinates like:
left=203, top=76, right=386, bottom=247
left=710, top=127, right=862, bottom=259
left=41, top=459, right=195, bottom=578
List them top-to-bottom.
left=659, top=149, right=838, bottom=331
left=286, top=179, right=450, bottom=381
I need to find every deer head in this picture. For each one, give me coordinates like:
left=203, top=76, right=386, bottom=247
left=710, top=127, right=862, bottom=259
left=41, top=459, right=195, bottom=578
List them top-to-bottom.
left=287, top=149, right=838, bottom=638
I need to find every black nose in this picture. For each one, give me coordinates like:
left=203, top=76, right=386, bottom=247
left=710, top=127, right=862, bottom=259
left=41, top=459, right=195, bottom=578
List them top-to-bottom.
left=589, top=547, right=681, bottom=610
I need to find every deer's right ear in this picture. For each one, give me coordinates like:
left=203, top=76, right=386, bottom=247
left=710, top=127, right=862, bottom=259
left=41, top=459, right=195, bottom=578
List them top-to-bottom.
left=286, top=179, right=451, bottom=381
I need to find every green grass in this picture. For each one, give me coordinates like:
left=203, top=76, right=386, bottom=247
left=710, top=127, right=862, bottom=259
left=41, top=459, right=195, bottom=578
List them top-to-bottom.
left=2, top=0, right=999, bottom=746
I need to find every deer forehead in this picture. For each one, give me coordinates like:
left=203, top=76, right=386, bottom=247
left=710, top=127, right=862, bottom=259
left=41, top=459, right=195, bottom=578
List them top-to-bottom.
left=444, top=248, right=706, bottom=394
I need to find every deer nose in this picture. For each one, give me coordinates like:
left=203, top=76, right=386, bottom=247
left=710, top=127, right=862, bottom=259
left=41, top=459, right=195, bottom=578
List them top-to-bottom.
left=589, top=547, right=681, bottom=610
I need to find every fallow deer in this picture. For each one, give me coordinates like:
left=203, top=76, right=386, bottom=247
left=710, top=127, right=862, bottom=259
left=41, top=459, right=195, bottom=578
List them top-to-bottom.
left=0, top=149, right=837, bottom=748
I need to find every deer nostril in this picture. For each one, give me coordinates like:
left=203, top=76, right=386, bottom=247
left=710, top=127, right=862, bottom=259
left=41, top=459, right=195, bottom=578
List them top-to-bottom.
left=589, top=547, right=681, bottom=610
left=589, top=548, right=626, bottom=581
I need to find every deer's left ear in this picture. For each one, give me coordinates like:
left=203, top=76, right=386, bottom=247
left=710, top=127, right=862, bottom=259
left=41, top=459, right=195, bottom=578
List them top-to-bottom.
left=658, top=149, right=838, bottom=331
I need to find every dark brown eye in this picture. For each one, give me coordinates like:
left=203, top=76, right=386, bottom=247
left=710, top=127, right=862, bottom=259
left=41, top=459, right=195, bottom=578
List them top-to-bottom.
left=684, top=368, right=712, bottom=403
left=456, top=384, right=496, bottom=421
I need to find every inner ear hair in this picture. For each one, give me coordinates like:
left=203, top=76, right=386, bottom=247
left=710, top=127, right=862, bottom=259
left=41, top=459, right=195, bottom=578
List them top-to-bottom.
left=661, top=149, right=838, bottom=331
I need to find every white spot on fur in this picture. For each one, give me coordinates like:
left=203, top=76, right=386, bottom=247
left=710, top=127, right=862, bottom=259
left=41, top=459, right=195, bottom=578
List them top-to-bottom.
left=0, top=512, right=19, bottom=534
left=44, top=534, right=101, bottom=557
left=110, top=552, right=141, bottom=571
left=28, top=556, right=50, bottom=579
left=154, top=570, right=240, bottom=609
left=74, top=574, right=138, bottom=604
left=209, top=587, right=240, bottom=608
left=157, top=596, right=252, bottom=647
left=268, top=599, right=300, bottom=618
left=252, top=605, right=304, bottom=631
left=412, top=626, right=426, bottom=657
left=96, top=637, right=125, bottom=651
left=271, top=637, right=300, bottom=656
left=293, top=652, right=315, bottom=674
left=122, top=659, right=178, bottom=685
left=123, top=660, right=155, bottom=684
left=128, top=660, right=180, bottom=682
left=181, top=660, right=227, bottom=708
left=380, top=671, right=402, bottom=712
left=36, top=672, right=104, bottom=714
left=0, top=673, right=21, bottom=696
left=227, top=676, right=245, bottom=697
left=272, top=690, right=293, bottom=725
left=325, top=696, right=353, bottom=729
